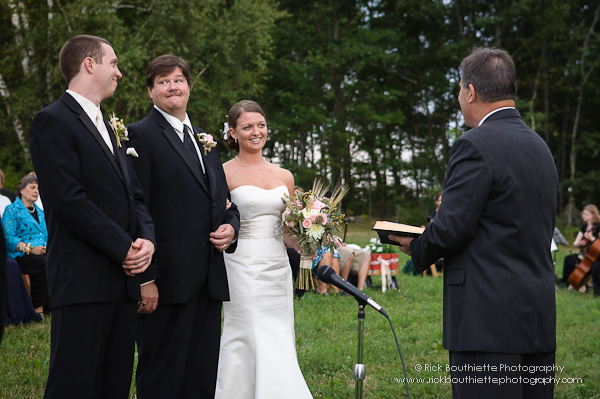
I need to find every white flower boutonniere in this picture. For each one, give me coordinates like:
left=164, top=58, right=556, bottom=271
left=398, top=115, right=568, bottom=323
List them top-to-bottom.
left=108, top=112, right=129, bottom=148
left=197, top=133, right=217, bottom=155
left=126, top=147, right=139, bottom=158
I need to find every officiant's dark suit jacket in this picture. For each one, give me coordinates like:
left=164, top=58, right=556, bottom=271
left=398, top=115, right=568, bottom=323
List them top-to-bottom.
left=29, top=93, right=155, bottom=309
left=127, top=108, right=239, bottom=304
left=410, top=109, right=558, bottom=354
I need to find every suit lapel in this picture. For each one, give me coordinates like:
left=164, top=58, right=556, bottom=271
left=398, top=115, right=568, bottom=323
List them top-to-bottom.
left=61, top=94, right=126, bottom=185
left=152, top=110, right=209, bottom=194
left=106, top=120, right=131, bottom=190
left=193, top=126, right=215, bottom=196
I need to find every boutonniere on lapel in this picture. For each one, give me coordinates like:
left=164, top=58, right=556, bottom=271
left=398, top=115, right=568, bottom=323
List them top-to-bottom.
left=108, top=113, right=129, bottom=148
left=197, top=133, right=217, bottom=155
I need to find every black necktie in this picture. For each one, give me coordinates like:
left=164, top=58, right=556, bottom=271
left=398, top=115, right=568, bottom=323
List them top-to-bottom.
left=183, top=125, right=201, bottom=166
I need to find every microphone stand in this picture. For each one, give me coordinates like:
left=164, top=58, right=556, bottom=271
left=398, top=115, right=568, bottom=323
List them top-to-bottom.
left=353, top=304, right=366, bottom=399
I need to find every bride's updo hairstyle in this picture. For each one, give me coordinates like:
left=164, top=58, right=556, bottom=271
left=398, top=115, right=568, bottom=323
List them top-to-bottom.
left=224, top=100, right=267, bottom=152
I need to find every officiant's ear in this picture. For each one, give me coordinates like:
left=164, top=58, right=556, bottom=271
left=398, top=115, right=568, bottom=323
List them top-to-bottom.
left=467, top=83, right=477, bottom=103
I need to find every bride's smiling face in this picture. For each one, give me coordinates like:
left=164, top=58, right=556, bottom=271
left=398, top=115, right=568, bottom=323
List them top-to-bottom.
left=231, top=112, right=267, bottom=152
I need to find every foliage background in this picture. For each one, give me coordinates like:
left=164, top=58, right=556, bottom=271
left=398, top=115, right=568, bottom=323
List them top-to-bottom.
left=1, top=0, right=599, bottom=227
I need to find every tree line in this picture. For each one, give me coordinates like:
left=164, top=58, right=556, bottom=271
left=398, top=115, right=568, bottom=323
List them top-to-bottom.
left=1, top=0, right=599, bottom=226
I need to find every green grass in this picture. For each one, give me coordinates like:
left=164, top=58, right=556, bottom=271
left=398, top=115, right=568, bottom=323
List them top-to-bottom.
left=1, top=220, right=599, bottom=398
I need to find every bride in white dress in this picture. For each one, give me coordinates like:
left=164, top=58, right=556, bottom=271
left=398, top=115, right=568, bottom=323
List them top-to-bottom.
left=214, top=100, right=312, bottom=399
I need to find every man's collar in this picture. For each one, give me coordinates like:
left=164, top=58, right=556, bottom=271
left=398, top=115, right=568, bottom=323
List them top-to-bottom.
left=66, top=90, right=101, bottom=123
left=153, top=105, right=191, bottom=132
left=478, top=106, right=515, bottom=126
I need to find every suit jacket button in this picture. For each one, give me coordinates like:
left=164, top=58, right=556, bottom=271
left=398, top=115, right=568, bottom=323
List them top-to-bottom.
left=212, top=202, right=216, bottom=207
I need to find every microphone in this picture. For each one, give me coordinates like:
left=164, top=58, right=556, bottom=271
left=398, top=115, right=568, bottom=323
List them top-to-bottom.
left=316, top=265, right=388, bottom=317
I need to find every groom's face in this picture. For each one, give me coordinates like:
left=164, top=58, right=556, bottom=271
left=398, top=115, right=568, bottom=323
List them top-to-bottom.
left=148, top=67, right=190, bottom=117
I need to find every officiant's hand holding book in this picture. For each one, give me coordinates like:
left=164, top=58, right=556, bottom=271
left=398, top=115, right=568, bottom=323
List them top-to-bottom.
left=372, top=221, right=424, bottom=246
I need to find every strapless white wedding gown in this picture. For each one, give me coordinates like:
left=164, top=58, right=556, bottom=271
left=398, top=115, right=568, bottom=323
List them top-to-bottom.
left=214, top=185, right=312, bottom=399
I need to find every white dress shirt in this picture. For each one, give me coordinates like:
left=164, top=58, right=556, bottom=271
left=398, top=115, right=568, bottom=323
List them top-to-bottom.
left=66, top=90, right=114, bottom=154
left=154, top=105, right=206, bottom=174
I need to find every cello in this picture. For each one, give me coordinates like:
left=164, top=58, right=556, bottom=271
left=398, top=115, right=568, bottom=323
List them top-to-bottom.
left=568, top=238, right=600, bottom=289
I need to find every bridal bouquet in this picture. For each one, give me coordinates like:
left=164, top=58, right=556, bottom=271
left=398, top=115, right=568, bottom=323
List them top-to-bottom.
left=282, top=180, right=348, bottom=290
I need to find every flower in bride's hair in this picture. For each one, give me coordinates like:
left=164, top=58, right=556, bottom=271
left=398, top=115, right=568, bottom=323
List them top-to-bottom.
left=223, top=121, right=229, bottom=140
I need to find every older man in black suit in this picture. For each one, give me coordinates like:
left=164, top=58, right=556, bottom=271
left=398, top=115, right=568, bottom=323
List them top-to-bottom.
left=29, top=35, right=156, bottom=399
left=393, top=48, right=558, bottom=399
left=127, top=55, right=240, bottom=399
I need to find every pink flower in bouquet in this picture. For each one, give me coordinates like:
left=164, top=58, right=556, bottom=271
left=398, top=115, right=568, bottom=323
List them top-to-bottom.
left=312, top=199, right=326, bottom=210
left=311, top=213, right=328, bottom=224
left=302, top=219, right=312, bottom=229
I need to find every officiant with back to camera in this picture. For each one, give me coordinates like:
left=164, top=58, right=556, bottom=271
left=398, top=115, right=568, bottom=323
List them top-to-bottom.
left=391, top=47, right=558, bottom=399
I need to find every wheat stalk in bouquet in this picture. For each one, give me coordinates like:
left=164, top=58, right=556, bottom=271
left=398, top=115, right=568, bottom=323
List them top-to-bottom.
left=282, top=180, right=349, bottom=290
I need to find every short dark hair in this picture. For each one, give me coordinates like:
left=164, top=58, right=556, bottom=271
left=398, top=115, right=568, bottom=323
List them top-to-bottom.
left=59, top=35, right=111, bottom=84
left=460, top=47, right=517, bottom=102
left=146, top=54, right=191, bottom=89
left=225, top=100, right=267, bottom=152
left=15, top=174, right=37, bottom=198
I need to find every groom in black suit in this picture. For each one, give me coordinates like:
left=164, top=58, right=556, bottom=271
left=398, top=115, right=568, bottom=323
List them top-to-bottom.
left=29, top=35, right=156, bottom=399
left=393, top=48, right=558, bottom=399
left=127, top=54, right=240, bottom=399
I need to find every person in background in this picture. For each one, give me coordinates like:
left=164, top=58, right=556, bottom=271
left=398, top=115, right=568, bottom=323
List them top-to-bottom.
left=0, top=169, right=13, bottom=216
left=1, top=174, right=49, bottom=314
left=426, top=192, right=442, bottom=223
left=557, top=204, right=600, bottom=293
left=0, top=214, right=6, bottom=342
left=337, top=243, right=370, bottom=291
left=313, top=247, right=340, bottom=295
left=2, top=249, right=42, bottom=325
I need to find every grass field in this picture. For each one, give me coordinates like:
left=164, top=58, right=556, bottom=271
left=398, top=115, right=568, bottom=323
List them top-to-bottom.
left=1, top=220, right=599, bottom=398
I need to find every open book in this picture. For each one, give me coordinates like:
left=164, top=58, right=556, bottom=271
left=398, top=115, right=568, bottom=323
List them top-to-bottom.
left=372, top=221, right=425, bottom=246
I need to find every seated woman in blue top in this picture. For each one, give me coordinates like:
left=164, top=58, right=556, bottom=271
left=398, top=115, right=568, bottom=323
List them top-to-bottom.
left=1, top=174, right=49, bottom=314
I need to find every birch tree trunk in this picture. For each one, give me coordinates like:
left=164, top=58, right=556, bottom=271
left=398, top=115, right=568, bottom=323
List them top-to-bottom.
left=567, top=4, right=599, bottom=226
left=0, top=73, right=29, bottom=160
